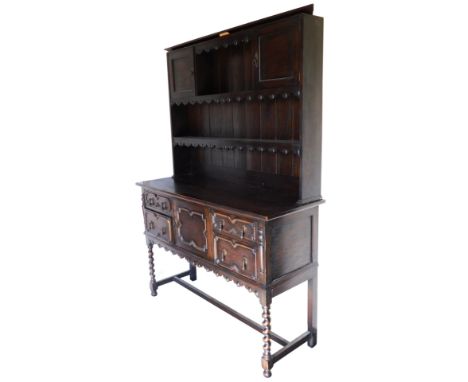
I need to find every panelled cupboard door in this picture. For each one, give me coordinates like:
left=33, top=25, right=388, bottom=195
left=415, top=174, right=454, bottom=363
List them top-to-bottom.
left=254, top=17, right=301, bottom=89
left=167, top=47, right=195, bottom=99
left=173, top=199, right=209, bottom=257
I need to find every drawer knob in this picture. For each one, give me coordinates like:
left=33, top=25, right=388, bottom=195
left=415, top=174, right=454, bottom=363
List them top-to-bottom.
left=148, top=198, right=155, bottom=206
left=161, top=202, right=168, bottom=210
left=148, top=221, right=154, bottom=230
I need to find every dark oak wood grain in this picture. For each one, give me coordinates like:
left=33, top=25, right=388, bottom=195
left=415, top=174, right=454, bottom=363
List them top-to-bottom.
left=138, top=4, right=323, bottom=378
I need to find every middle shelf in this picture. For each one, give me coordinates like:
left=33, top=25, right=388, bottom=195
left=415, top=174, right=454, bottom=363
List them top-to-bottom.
left=173, top=136, right=301, bottom=156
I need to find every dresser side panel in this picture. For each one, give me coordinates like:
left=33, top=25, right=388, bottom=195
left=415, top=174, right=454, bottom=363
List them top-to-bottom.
left=267, top=209, right=314, bottom=282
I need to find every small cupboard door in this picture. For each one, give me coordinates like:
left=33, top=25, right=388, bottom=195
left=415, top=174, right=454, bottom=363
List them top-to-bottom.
left=254, top=17, right=301, bottom=89
left=167, top=47, right=195, bottom=99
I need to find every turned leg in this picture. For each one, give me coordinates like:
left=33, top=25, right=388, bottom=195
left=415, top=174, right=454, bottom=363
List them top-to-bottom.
left=148, top=241, right=158, bottom=296
left=189, top=263, right=197, bottom=281
left=308, top=276, right=318, bottom=347
left=261, top=304, right=273, bottom=378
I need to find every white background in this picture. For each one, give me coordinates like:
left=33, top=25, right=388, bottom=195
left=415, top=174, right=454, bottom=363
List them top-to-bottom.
left=1, top=0, right=468, bottom=381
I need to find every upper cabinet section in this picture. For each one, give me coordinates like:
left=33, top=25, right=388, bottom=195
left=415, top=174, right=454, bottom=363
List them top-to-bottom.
left=167, top=15, right=302, bottom=101
left=255, top=17, right=301, bottom=89
left=168, top=47, right=195, bottom=99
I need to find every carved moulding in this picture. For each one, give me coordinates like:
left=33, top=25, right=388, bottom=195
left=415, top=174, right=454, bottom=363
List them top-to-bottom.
left=175, top=207, right=208, bottom=252
left=146, top=234, right=261, bottom=298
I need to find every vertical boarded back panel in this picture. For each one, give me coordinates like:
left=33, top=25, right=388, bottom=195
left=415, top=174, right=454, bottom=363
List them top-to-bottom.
left=276, top=98, right=292, bottom=140
left=260, top=100, right=276, bottom=139
left=232, top=101, right=245, bottom=138
left=245, top=101, right=260, bottom=139
left=278, top=153, right=292, bottom=176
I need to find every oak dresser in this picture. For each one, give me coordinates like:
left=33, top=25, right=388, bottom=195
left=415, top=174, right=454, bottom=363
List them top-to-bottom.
left=137, top=4, right=324, bottom=377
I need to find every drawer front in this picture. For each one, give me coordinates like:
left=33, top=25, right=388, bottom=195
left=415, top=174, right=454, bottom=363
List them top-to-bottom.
left=143, top=192, right=171, bottom=216
left=174, top=200, right=208, bottom=254
left=144, top=210, right=172, bottom=243
left=212, top=212, right=257, bottom=242
left=214, top=235, right=257, bottom=280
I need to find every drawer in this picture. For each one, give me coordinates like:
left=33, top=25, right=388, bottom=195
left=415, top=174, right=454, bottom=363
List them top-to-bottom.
left=143, top=192, right=171, bottom=216
left=144, top=210, right=172, bottom=244
left=212, top=212, right=257, bottom=242
left=214, top=235, right=257, bottom=280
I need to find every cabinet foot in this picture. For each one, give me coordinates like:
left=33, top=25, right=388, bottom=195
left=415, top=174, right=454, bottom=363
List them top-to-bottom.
left=308, top=329, right=317, bottom=348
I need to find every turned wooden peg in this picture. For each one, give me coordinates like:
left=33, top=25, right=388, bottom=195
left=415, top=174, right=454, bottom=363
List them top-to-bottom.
left=148, top=242, right=158, bottom=296
left=261, top=304, right=273, bottom=378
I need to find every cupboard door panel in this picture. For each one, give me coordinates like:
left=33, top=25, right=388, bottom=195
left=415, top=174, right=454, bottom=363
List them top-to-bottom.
left=255, top=18, right=301, bottom=89
left=168, top=47, right=195, bottom=99
left=174, top=200, right=208, bottom=255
